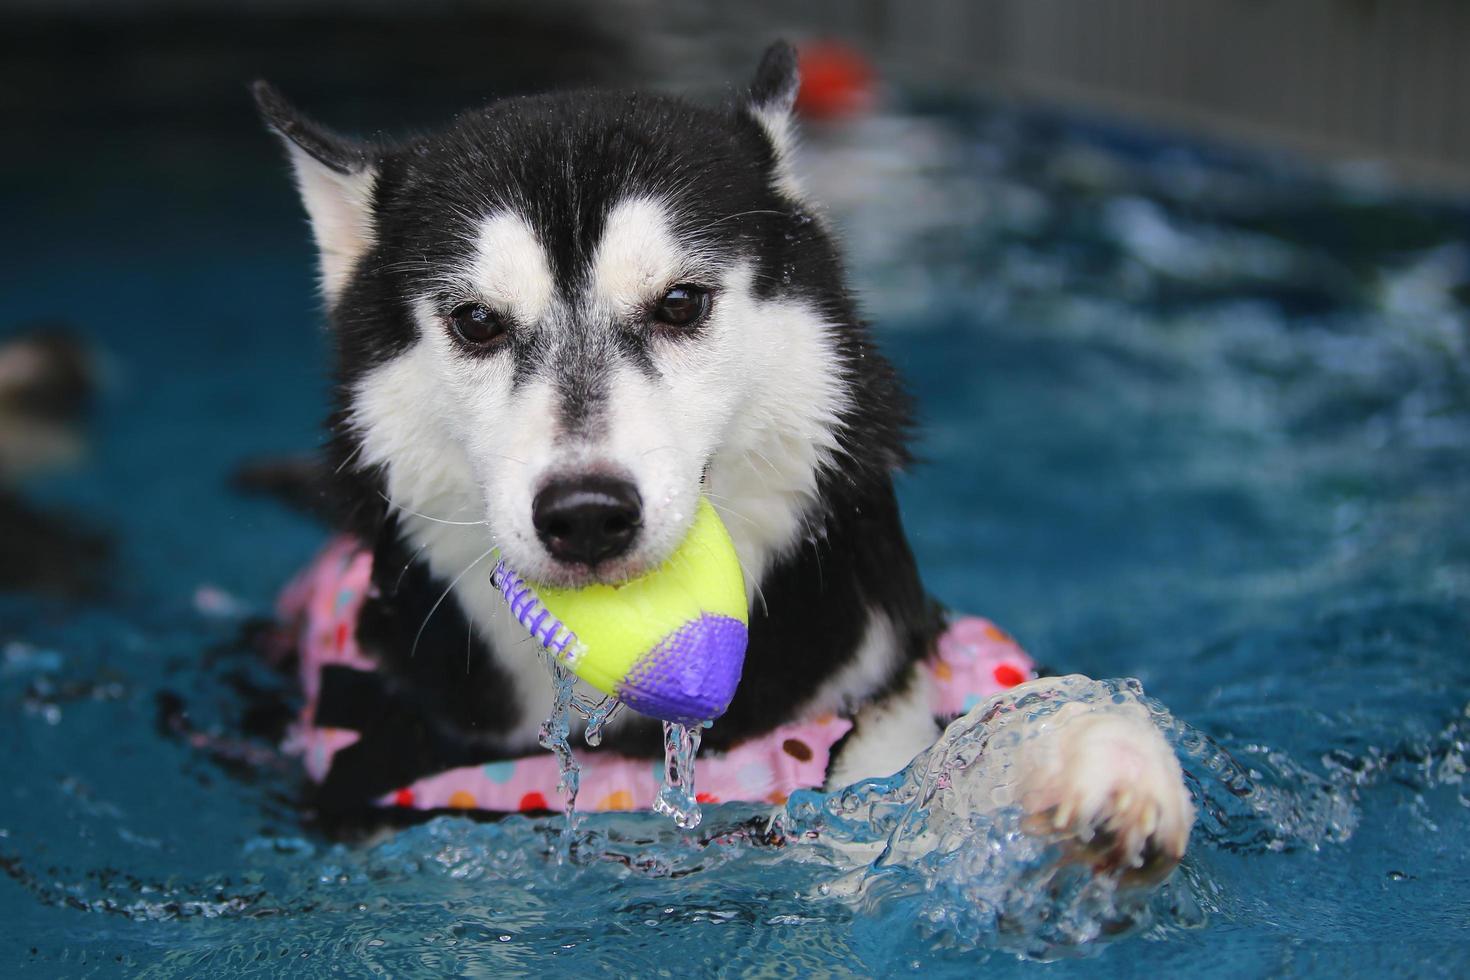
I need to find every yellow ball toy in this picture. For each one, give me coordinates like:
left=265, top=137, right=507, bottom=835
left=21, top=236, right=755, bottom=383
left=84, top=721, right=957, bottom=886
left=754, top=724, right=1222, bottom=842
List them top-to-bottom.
left=491, top=497, right=749, bottom=726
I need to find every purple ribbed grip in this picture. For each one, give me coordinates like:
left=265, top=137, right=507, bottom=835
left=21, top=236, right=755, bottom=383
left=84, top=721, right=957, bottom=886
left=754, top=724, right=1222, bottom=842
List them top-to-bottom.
left=491, top=560, right=578, bottom=659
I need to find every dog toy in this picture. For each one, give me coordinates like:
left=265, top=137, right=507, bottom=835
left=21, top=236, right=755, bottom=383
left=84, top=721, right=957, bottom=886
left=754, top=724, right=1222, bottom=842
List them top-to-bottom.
left=491, top=498, right=748, bottom=726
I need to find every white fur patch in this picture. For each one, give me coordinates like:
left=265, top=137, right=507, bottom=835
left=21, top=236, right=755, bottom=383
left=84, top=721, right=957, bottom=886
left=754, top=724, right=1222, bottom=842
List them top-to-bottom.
left=748, top=104, right=806, bottom=203
left=285, top=146, right=376, bottom=302
left=589, top=196, right=687, bottom=313
left=464, top=212, right=555, bottom=323
left=701, top=266, right=850, bottom=590
left=801, top=612, right=937, bottom=787
left=825, top=667, right=939, bottom=789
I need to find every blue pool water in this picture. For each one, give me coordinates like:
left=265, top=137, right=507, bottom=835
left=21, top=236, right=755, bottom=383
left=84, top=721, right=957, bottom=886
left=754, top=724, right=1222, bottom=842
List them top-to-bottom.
left=3, top=98, right=1469, bottom=975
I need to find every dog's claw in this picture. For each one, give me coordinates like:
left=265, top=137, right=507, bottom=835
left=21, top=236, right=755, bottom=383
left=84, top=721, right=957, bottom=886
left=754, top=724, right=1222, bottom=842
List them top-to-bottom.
left=1013, top=695, right=1194, bottom=889
left=1052, top=799, right=1074, bottom=831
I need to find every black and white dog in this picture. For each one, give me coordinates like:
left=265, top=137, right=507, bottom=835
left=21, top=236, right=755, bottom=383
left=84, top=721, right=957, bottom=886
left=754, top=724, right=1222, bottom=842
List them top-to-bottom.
left=256, top=43, right=1192, bottom=880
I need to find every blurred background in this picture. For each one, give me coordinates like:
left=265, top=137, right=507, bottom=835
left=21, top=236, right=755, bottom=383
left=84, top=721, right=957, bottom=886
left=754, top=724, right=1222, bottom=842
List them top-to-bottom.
left=4, top=0, right=1469, bottom=600
left=7, top=0, right=1470, bottom=189
left=2, top=1, right=1469, bottom=974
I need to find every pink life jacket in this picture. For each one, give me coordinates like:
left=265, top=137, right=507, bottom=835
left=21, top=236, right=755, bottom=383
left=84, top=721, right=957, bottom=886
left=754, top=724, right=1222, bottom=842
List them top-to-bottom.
left=278, top=535, right=1036, bottom=814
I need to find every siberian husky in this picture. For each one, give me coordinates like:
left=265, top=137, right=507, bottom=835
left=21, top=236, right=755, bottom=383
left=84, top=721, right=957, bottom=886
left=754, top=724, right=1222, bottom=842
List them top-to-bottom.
left=256, top=42, right=1192, bottom=883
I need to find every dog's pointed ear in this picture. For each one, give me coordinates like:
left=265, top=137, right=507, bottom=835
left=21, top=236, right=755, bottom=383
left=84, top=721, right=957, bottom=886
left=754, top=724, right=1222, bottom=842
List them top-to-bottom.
left=748, top=40, right=800, bottom=117
left=743, top=41, right=804, bottom=200
left=253, top=81, right=378, bottom=303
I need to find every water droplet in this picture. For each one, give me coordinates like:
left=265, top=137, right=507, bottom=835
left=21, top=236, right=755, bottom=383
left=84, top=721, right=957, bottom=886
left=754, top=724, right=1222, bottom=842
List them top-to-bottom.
left=581, top=695, right=623, bottom=748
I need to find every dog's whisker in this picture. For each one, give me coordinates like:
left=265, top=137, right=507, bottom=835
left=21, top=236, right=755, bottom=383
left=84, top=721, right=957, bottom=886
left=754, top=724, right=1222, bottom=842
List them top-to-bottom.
left=690, top=209, right=787, bottom=236
left=334, top=440, right=367, bottom=476
left=746, top=447, right=780, bottom=473
left=698, top=490, right=763, bottom=530
left=379, top=491, right=488, bottom=527
left=801, top=510, right=826, bottom=595
left=394, top=539, right=431, bottom=594
left=410, top=545, right=497, bottom=660
left=726, top=546, right=768, bottom=617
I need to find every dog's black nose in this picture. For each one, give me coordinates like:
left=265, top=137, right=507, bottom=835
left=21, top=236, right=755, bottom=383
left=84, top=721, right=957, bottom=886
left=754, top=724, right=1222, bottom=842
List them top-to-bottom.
left=532, top=476, right=642, bottom=566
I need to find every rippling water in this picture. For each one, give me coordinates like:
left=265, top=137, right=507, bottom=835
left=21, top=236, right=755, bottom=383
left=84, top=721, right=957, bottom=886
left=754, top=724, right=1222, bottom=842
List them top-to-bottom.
left=3, top=96, right=1468, bottom=975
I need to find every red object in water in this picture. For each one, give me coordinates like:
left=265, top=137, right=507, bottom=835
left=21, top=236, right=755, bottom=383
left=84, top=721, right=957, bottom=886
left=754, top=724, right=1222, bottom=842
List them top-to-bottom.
left=795, top=41, right=875, bottom=119
left=993, top=664, right=1026, bottom=689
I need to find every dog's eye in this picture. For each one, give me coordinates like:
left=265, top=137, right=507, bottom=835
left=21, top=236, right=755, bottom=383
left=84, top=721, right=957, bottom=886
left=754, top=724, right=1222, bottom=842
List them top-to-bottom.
left=652, top=285, right=710, bottom=328
left=449, top=303, right=508, bottom=348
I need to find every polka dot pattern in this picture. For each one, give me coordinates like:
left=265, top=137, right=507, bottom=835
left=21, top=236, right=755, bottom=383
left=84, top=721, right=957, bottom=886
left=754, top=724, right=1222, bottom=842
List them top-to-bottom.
left=928, top=616, right=1036, bottom=719
left=782, top=738, right=813, bottom=762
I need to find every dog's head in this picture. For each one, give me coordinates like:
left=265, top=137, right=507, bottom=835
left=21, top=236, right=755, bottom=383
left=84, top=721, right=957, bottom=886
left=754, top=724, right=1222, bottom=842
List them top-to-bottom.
left=258, top=43, right=907, bottom=592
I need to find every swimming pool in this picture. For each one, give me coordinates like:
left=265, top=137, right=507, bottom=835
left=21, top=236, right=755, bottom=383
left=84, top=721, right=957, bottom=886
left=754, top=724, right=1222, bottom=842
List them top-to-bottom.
left=3, top=94, right=1468, bottom=976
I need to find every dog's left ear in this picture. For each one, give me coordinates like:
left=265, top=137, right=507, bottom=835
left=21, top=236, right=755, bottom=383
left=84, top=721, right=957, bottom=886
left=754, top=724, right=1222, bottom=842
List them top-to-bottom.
left=743, top=41, right=803, bottom=200
left=253, top=81, right=379, bottom=305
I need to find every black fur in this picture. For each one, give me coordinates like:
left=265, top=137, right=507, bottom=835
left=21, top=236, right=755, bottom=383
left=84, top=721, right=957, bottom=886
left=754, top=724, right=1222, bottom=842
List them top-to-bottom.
left=747, top=40, right=800, bottom=113
left=258, top=44, right=937, bottom=804
left=253, top=80, right=370, bottom=176
left=307, top=520, right=535, bottom=810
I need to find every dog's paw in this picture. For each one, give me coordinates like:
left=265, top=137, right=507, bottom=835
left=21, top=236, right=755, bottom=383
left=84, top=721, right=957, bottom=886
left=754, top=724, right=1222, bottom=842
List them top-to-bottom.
left=1013, top=699, right=1193, bottom=887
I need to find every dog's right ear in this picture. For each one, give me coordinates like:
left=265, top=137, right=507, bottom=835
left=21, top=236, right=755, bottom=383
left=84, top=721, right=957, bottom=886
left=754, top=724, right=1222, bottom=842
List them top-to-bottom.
left=742, top=42, right=804, bottom=201
left=253, top=81, right=378, bottom=303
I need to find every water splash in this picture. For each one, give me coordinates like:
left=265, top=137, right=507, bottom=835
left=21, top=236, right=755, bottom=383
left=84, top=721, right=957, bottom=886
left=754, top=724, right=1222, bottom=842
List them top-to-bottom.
left=534, top=629, right=709, bottom=833
left=6, top=654, right=1448, bottom=968
left=537, top=656, right=708, bottom=836
left=537, top=657, right=582, bottom=855
left=765, top=675, right=1368, bottom=958
left=652, top=721, right=704, bottom=830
